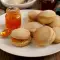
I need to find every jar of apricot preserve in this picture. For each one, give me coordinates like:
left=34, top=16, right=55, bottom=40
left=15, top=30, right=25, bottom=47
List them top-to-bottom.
left=1, top=7, right=21, bottom=37
left=5, top=7, right=21, bottom=30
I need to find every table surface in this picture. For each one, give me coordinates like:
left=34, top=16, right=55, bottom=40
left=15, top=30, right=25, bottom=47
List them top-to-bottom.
left=0, top=0, right=60, bottom=60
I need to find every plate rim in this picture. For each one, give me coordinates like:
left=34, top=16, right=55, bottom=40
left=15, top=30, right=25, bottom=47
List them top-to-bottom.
left=0, top=45, right=60, bottom=57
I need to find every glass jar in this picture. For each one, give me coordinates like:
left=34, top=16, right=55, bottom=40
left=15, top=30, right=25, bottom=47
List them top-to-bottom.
left=1, top=7, right=21, bottom=37
left=5, top=7, right=21, bottom=30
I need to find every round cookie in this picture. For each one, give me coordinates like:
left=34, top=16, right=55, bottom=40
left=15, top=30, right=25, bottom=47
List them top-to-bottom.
left=28, top=10, right=41, bottom=21
left=38, top=10, right=56, bottom=24
left=49, top=15, right=60, bottom=27
left=24, top=22, right=43, bottom=33
left=33, top=26, right=56, bottom=47
left=53, top=27, right=60, bottom=43
left=11, top=28, right=31, bottom=47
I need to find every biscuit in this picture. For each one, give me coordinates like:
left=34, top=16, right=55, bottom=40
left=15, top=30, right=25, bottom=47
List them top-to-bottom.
left=28, top=10, right=41, bottom=21
left=38, top=10, right=56, bottom=24
left=49, top=15, right=60, bottom=27
left=24, top=22, right=43, bottom=33
left=33, top=26, right=56, bottom=47
left=53, top=27, right=60, bottom=43
left=11, top=28, right=31, bottom=47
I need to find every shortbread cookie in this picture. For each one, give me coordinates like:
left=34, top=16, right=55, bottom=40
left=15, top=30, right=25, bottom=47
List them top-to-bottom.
left=28, top=10, right=41, bottom=21
left=38, top=10, right=56, bottom=24
left=49, top=15, right=60, bottom=27
left=24, top=22, right=43, bottom=33
left=33, top=26, right=56, bottom=47
left=53, top=27, right=60, bottom=43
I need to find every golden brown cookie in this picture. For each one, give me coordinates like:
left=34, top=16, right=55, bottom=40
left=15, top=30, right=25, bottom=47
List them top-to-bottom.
left=28, top=10, right=42, bottom=21
left=38, top=10, right=56, bottom=24
left=49, top=15, right=60, bottom=27
left=24, top=22, right=43, bottom=33
left=33, top=26, right=56, bottom=47
left=53, top=27, right=60, bottom=43
left=11, top=28, right=31, bottom=47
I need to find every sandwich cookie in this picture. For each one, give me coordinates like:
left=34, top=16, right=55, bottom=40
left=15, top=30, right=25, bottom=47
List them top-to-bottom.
left=28, top=10, right=41, bottom=21
left=38, top=10, right=56, bottom=24
left=49, top=15, right=60, bottom=27
left=24, top=22, right=43, bottom=33
left=33, top=26, right=56, bottom=47
left=53, top=27, right=60, bottom=43
left=11, top=28, right=31, bottom=47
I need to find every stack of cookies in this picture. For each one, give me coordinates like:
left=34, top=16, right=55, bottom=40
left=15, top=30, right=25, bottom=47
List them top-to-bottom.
left=10, top=10, right=60, bottom=47
left=24, top=10, right=60, bottom=47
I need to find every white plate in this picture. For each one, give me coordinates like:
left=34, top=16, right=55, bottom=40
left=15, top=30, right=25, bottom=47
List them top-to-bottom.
left=0, top=10, right=60, bottom=57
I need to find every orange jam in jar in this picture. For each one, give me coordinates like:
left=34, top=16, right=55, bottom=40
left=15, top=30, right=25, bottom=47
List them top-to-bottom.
left=1, top=7, right=21, bottom=37
left=5, top=7, right=21, bottom=30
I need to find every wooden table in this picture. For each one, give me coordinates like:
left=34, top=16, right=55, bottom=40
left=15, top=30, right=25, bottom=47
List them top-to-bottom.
left=0, top=0, right=60, bottom=60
